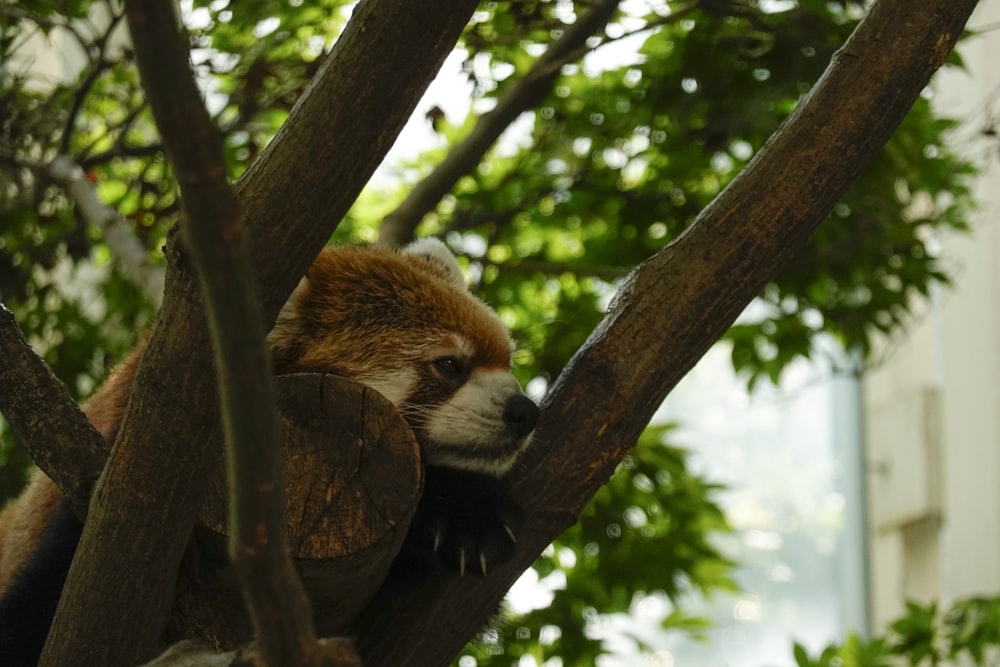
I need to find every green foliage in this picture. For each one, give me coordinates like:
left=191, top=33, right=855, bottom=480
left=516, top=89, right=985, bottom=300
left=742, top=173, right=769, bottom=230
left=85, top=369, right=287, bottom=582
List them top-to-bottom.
left=391, top=0, right=977, bottom=392
left=736, top=103, right=975, bottom=389
left=793, top=597, right=1000, bottom=667
left=793, top=634, right=893, bottom=667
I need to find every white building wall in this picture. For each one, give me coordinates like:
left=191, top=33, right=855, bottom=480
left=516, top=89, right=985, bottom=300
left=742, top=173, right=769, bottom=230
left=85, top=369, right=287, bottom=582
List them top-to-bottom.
left=863, top=1, right=1000, bottom=629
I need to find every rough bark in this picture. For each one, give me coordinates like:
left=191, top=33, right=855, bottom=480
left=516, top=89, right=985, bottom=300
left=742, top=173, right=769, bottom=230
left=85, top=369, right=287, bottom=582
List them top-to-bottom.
left=44, top=0, right=321, bottom=659
left=130, top=0, right=321, bottom=663
left=0, top=305, right=106, bottom=516
left=176, top=374, right=420, bottom=648
left=139, top=376, right=400, bottom=667
left=141, top=638, right=362, bottom=667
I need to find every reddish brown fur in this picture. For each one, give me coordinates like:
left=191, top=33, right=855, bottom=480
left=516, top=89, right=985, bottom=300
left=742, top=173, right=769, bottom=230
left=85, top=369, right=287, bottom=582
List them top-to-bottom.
left=0, top=244, right=516, bottom=592
left=270, top=245, right=513, bottom=376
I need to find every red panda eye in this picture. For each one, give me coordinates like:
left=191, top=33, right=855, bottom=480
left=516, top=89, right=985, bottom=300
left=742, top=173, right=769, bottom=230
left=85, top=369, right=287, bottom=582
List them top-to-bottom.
left=433, top=356, right=467, bottom=380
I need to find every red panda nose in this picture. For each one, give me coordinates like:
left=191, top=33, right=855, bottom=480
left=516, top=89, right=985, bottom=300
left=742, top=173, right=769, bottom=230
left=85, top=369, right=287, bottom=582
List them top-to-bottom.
left=504, top=394, right=540, bottom=438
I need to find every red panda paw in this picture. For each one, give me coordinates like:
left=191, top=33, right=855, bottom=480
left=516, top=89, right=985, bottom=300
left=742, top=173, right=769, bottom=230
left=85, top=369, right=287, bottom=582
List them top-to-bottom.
left=405, top=466, right=523, bottom=576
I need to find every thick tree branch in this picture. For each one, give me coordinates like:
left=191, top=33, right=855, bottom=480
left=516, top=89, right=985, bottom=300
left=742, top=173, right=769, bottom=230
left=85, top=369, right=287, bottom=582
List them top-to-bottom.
left=350, top=0, right=980, bottom=664
left=377, top=0, right=623, bottom=246
left=0, top=305, right=106, bottom=516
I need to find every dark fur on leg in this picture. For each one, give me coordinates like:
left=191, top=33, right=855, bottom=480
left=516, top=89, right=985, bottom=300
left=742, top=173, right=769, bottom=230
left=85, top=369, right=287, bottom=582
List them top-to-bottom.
left=0, top=499, right=82, bottom=667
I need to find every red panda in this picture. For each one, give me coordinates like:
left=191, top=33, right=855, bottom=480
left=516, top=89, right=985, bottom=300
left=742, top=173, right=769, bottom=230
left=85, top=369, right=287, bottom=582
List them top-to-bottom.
left=269, top=238, right=538, bottom=477
left=0, top=239, right=539, bottom=664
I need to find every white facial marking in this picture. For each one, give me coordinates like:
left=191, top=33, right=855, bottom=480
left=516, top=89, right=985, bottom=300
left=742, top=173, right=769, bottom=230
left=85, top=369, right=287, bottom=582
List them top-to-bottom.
left=358, top=368, right=418, bottom=407
left=420, top=368, right=533, bottom=475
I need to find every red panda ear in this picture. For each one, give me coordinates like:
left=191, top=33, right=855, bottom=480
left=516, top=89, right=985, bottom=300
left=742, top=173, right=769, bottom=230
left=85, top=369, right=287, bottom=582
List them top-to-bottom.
left=403, top=238, right=467, bottom=291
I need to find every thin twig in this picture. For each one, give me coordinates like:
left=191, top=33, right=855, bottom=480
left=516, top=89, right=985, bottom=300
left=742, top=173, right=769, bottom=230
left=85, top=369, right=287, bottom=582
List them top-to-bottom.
left=378, top=0, right=625, bottom=245
left=58, top=11, right=124, bottom=155
left=78, top=141, right=163, bottom=170
left=478, top=256, right=631, bottom=282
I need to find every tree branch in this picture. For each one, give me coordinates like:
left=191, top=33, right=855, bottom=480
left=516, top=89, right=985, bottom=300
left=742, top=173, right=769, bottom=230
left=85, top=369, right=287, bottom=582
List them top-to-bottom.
left=350, top=0, right=980, bottom=664
left=377, top=0, right=624, bottom=246
left=57, top=9, right=124, bottom=156
left=77, top=100, right=162, bottom=169
left=78, top=141, right=163, bottom=169
left=46, top=155, right=166, bottom=306
left=477, top=255, right=631, bottom=282
left=0, top=305, right=106, bottom=517
left=167, top=374, right=421, bottom=653
left=142, top=638, right=362, bottom=667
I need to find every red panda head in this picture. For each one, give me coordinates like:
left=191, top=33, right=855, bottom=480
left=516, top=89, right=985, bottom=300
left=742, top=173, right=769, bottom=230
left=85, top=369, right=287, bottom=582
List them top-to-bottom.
left=268, top=239, right=539, bottom=475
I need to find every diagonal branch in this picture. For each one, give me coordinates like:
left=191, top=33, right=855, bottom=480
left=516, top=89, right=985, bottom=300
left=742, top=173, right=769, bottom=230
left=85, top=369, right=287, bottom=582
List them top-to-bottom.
left=41, top=0, right=321, bottom=665
left=236, top=0, right=483, bottom=318
left=350, top=0, right=980, bottom=664
left=377, top=0, right=624, bottom=246
left=46, top=155, right=165, bottom=306
left=0, top=305, right=106, bottom=517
